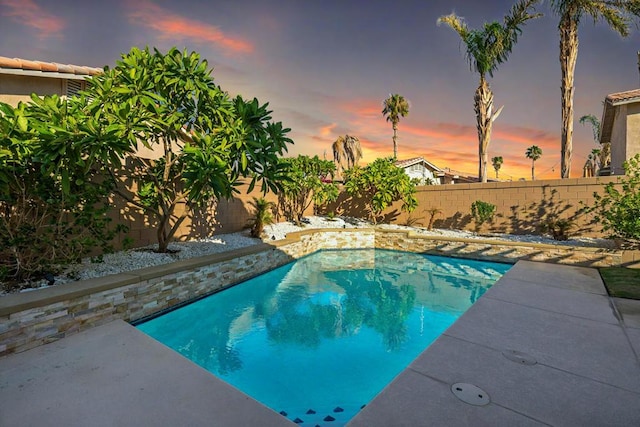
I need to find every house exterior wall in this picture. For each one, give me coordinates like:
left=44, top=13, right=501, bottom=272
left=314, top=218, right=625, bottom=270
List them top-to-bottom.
left=0, top=74, right=64, bottom=106
left=626, top=103, right=640, bottom=169
left=610, top=104, right=628, bottom=175
left=403, top=164, right=440, bottom=185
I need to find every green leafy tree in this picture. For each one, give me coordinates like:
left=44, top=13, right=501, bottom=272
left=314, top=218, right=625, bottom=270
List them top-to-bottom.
left=438, top=0, right=542, bottom=183
left=550, top=0, right=640, bottom=178
left=86, top=47, right=291, bottom=252
left=382, top=94, right=410, bottom=159
left=0, top=95, right=127, bottom=285
left=525, top=145, right=543, bottom=180
left=588, top=154, right=640, bottom=243
left=277, top=155, right=339, bottom=225
left=491, top=156, right=504, bottom=179
left=343, top=157, right=418, bottom=224
left=247, top=197, right=275, bottom=238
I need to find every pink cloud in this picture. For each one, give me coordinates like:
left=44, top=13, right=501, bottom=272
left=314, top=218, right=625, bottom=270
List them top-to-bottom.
left=1, top=0, right=65, bottom=38
left=127, top=0, right=253, bottom=55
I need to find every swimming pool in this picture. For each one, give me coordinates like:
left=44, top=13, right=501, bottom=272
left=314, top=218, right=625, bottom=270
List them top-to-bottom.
left=137, top=249, right=510, bottom=425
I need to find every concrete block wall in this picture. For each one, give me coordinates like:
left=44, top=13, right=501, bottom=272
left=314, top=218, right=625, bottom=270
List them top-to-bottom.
left=326, top=176, right=623, bottom=237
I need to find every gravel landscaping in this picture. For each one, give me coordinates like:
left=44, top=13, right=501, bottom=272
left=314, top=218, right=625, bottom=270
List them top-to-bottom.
left=2, top=215, right=615, bottom=295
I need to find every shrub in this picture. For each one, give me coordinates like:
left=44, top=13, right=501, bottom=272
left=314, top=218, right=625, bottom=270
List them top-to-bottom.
left=0, top=99, right=125, bottom=288
left=587, top=154, right=640, bottom=243
left=277, top=155, right=338, bottom=225
left=343, top=157, right=417, bottom=224
left=247, top=197, right=275, bottom=238
left=471, top=200, right=496, bottom=231
left=541, top=218, right=574, bottom=241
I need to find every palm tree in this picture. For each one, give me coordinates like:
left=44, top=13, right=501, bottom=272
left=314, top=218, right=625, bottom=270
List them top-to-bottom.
left=438, top=0, right=542, bottom=183
left=551, top=1, right=640, bottom=178
left=382, top=94, right=410, bottom=159
left=579, top=113, right=609, bottom=173
left=332, top=134, right=362, bottom=177
left=525, top=145, right=543, bottom=180
left=491, top=156, right=504, bottom=179
left=247, top=197, right=275, bottom=238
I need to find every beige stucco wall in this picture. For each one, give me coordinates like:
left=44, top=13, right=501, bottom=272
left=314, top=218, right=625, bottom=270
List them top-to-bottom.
left=0, top=74, right=64, bottom=106
left=626, top=103, right=640, bottom=168
left=610, top=104, right=627, bottom=175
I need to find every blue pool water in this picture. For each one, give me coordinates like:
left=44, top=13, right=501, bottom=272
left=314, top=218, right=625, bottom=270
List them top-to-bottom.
left=137, top=249, right=510, bottom=425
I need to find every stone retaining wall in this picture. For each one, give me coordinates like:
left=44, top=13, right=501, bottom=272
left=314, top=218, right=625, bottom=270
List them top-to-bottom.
left=0, top=229, right=633, bottom=358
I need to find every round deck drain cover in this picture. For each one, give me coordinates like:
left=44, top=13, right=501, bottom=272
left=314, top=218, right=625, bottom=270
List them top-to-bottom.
left=502, top=350, right=537, bottom=366
left=451, top=383, right=490, bottom=406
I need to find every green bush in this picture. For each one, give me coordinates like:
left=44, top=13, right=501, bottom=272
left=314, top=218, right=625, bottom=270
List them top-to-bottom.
left=0, top=100, right=125, bottom=288
left=588, top=154, right=640, bottom=243
left=277, top=155, right=338, bottom=225
left=344, top=158, right=417, bottom=224
left=247, top=197, right=275, bottom=238
left=471, top=200, right=496, bottom=231
left=541, top=217, right=574, bottom=241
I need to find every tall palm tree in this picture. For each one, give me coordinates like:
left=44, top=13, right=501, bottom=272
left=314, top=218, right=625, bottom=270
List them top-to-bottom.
left=438, top=0, right=542, bottom=183
left=551, top=1, right=640, bottom=178
left=382, top=94, right=410, bottom=159
left=332, top=134, right=362, bottom=177
left=525, top=145, right=543, bottom=180
left=491, top=156, right=504, bottom=179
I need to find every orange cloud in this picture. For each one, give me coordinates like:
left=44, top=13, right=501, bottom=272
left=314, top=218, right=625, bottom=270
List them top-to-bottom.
left=1, top=0, right=65, bottom=38
left=127, top=0, right=253, bottom=55
left=319, top=123, right=337, bottom=137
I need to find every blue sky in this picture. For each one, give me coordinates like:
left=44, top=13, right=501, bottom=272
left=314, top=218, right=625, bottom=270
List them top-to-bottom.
left=1, top=0, right=638, bottom=179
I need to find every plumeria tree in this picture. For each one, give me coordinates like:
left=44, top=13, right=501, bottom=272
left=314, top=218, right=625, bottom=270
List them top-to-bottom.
left=438, top=0, right=541, bottom=182
left=86, top=47, right=291, bottom=252
left=0, top=94, right=128, bottom=284
left=277, top=155, right=339, bottom=225
left=343, top=157, right=417, bottom=224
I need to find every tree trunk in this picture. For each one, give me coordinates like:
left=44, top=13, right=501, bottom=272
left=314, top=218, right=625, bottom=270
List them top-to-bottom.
left=559, top=14, right=578, bottom=178
left=474, top=77, right=493, bottom=183
left=392, top=122, right=398, bottom=159
left=531, top=160, right=535, bottom=180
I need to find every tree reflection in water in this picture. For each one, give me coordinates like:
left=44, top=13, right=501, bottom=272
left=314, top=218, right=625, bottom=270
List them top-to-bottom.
left=139, top=249, right=508, bottom=377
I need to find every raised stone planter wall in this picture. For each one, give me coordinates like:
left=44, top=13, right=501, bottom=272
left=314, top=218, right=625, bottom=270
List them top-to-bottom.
left=0, top=228, right=628, bottom=357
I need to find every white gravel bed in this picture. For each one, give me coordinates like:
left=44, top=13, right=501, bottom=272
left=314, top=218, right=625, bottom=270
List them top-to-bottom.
left=3, top=215, right=614, bottom=295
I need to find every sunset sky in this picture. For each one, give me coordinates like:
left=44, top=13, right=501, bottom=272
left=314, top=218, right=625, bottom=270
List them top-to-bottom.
left=1, top=0, right=639, bottom=180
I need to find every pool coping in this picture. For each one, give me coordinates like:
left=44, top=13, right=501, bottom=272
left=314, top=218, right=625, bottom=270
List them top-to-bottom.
left=1, top=259, right=639, bottom=425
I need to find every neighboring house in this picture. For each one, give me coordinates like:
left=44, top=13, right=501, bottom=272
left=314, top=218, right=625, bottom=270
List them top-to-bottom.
left=0, top=56, right=102, bottom=107
left=600, top=88, right=640, bottom=175
left=394, top=157, right=446, bottom=185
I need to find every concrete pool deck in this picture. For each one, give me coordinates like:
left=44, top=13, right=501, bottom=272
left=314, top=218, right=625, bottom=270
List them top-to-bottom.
left=1, top=260, right=639, bottom=426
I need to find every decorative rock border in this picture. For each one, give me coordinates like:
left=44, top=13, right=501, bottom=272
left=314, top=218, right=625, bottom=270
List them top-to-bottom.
left=0, top=229, right=634, bottom=357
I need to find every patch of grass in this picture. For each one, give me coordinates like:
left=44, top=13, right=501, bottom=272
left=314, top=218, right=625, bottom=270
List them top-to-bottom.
left=599, top=267, right=640, bottom=300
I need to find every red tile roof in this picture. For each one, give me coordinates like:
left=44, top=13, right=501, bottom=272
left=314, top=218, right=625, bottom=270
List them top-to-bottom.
left=0, top=56, right=103, bottom=76
left=600, top=88, right=640, bottom=143
left=605, top=88, right=640, bottom=105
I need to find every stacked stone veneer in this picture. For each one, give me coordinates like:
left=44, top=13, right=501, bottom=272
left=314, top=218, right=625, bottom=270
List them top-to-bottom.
left=1, top=228, right=635, bottom=358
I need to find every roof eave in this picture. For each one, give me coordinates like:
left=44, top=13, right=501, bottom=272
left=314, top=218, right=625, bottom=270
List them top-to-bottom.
left=0, top=67, right=93, bottom=80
